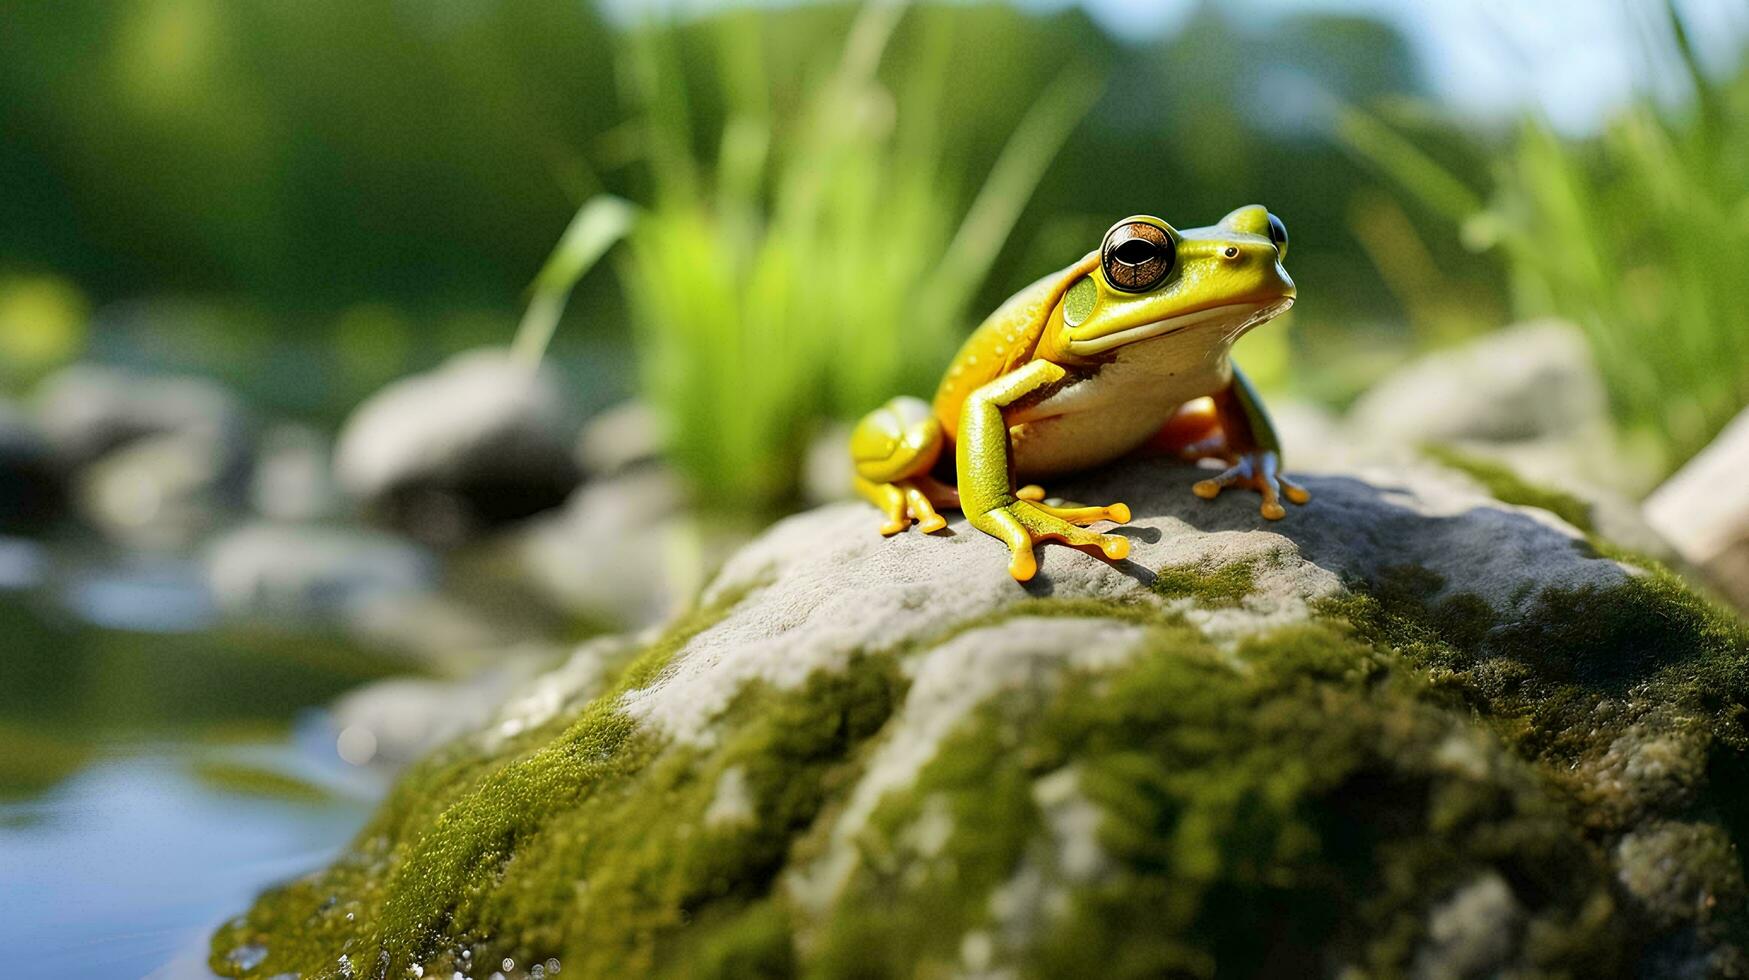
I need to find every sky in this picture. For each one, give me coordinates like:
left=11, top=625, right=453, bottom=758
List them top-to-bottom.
left=601, top=0, right=1749, bottom=134
left=1034, top=0, right=1749, bottom=132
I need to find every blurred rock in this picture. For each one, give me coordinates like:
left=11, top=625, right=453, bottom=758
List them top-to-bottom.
left=1347, top=320, right=1609, bottom=445
left=1340, top=321, right=1660, bottom=543
left=334, top=348, right=581, bottom=545
left=32, top=363, right=250, bottom=471
left=34, top=364, right=253, bottom=545
left=1266, top=398, right=1345, bottom=470
left=0, top=399, right=66, bottom=530
left=576, top=400, right=663, bottom=478
left=1645, top=407, right=1749, bottom=612
left=802, top=421, right=854, bottom=505
left=250, top=423, right=339, bottom=521
left=79, top=429, right=247, bottom=549
left=1432, top=438, right=1673, bottom=559
left=512, top=466, right=685, bottom=628
left=205, top=519, right=523, bottom=663
left=204, top=521, right=435, bottom=622
left=344, top=591, right=524, bottom=667
left=328, top=646, right=560, bottom=770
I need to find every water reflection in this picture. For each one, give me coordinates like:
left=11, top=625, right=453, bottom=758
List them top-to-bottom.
left=0, top=541, right=416, bottom=978
left=1, top=729, right=381, bottom=978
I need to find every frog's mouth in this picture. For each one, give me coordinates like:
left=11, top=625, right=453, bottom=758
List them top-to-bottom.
left=1066, top=297, right=1294, bottom=357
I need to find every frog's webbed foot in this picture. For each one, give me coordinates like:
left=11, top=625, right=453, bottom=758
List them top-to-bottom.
left=1191, top=450, right=1310, bottom=520
left=856, top=475, right=953, bottom=536
left=1014, top=485, right=1132, bottom=526
left=971, top=497, right=1130, bottom=582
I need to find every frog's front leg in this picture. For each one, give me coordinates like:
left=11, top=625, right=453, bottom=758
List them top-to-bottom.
left=958, top=361, right=1130, bottom=582
left=1185, top=366, right=1310, bottom=520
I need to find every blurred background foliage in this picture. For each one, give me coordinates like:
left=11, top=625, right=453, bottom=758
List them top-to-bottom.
left=1, top=0, right=1741, bottom=514
left=1342, top=4, right=1749, bottom=475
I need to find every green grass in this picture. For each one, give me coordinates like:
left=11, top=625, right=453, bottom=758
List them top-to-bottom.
left=1340, top=2, right=1749, bottom=476
left=518, top=3, right=1097, bottom=518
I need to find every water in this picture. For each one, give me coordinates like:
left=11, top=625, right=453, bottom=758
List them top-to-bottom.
left=0, top=539, right=411, bottom=979
left=0, top=735, right=380, bottom=978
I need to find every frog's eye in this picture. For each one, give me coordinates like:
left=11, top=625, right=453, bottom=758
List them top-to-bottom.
left=1266, top=212, right=1289, bottom=260
left=1101, top=221, right=1175, bottom=292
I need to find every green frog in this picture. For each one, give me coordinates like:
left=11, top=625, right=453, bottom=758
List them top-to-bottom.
left=850, top=206, right=1306, bottom=581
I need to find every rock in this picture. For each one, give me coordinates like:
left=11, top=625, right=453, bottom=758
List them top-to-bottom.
left=1333, top=320, right=1668, bottom=557
left=1347, top=320, right=1610, bottom=446
left=333, top=348, right=581, bottom=545
left=32, top=363, right=250, bottom=471
left=32, top=364, right=252, bottom=544
left=1266, top=397, right=1345, bottom=469
left=576, top=400, right=663, bottom=478
left=1645, top=407, right=1749, bottom=613
left=250, top=423, right=339, bottom=522
left=80, top=429, right=244, bottom=548
left=1414, top=442, right=1677, bottom=562
left=211, top=457, right=1749, bottom=978
left=509, top=466, right=686, bottom=628
left=203, top=519, right=530, bottom=664
left=204, top=521, right=435, bottom=623
left=341, top=590, right=529, bottom=667
left=328, top=645, right=567, bottom=770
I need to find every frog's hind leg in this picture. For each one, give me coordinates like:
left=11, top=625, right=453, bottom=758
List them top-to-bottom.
left=851, top=396, right=952, bottom=536
left=854, top=475, right=913, bottom=536
left=1013, top=485, right=1131, bottom=526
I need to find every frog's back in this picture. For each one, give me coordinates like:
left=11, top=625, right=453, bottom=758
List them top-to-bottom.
left=932, top=255, right=1093, bottom=437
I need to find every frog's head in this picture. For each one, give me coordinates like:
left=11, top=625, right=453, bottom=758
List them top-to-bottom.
left=1045, top=206, right=1295, bottom=360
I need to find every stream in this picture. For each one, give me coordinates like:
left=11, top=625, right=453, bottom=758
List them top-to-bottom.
left=0, top=534, right=410, bottom=978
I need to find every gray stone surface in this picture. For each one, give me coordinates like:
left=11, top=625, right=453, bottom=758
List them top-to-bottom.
left=1346, top=319, right=1610, bottom=446
left=333, top=348, right=581, bottom=544
left=32, top=363, right=251, bottom=470
left=33, top=364, right=253, bottom=544
left=575, top=400, right=663, bottom=478
left=1646, top=406, right=1749, bottom=613
left=250, top=423, right=339, bottom=522
left=626, top=456, right=1626, bottom=746
left=509, top=466, right=686, bottom=628
left=204, top=520, right=436, bottom=622
left=330, top=648, right=562, bottom=769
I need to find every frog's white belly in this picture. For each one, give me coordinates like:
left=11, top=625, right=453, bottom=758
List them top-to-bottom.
left=1006, top=321, right=1237, bottom=479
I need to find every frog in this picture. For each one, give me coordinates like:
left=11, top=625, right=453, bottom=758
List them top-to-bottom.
left=849, top=205, right=1306, bottom=582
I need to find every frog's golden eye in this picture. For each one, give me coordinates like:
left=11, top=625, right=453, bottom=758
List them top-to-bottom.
left=1267, top=212, right=1289, bottom=260
left=1101, top=221, right=1175, bottom=292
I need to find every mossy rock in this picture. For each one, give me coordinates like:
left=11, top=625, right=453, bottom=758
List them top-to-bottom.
left=213, top=460, right=1749, bottom=978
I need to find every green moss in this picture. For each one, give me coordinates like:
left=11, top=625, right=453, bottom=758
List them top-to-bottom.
left=1422, top=443, right=1596, bottom=534
left=211, top=541, right=1749, bottom=977
left=1150, top=552, right=1274, bottom=607
left=1320, top=560, right=1749, bottom=955
left=814, top=561, right=1748, bottom=973
left=1326, top=561, right=1749, bottom=768
left=211, top=585, right=910, bottom=979
left=819, top=617, right=1626, bottom=976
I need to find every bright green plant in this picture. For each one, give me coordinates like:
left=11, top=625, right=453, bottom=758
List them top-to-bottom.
left=518, top=2, right=1096, bottom=517
left=1340, top=3, right=1749, bottom=475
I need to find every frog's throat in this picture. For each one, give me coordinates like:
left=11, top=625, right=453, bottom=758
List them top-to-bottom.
left=1066, top=297, right=1293, bottom=357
